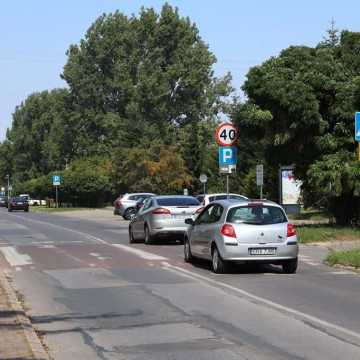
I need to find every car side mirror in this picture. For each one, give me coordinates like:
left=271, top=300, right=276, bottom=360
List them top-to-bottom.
left=185, top=218, right=195, bottom=226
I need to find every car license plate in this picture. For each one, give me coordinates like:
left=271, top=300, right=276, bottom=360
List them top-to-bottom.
left=17, top=202, right=23, bottom=205
left=249, top=248, right=276, bottom=256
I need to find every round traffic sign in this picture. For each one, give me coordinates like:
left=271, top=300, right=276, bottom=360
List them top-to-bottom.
left=215, top=122, right=237, bottom=146
left=199, top=174, right=208, bottom=183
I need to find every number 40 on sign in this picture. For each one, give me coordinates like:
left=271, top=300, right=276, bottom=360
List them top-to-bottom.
left=215, top=122, right=237, bottom=146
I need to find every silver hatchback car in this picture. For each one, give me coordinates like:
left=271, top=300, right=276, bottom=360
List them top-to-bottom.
left=129, top=196, right=202, bottom=244
left=184, top=200, right=298, bottom=274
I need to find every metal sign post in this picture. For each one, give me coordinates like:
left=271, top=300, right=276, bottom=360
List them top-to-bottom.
left=355, top=112, right=360, bottom=161
left=216, top=122, right=238, bottom=197
left=256, top=164, right=264, bottom=199
left=199, top=174, right=208, bottom=196
left=52, top=175, right=61, bottom=208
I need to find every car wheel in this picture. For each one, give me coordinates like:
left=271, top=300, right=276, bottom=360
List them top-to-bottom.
left=123, top=207, right=136, bottom=220
left=8, top=208, right=12, bottom=212
left=24, top=208, right=29, bottom=212
left=144, top=225, right=153, bottom=245
left=129, top=226, right=136, bottom=244
left=184, top=237, right=193, bottom=263
left=212, top=246, right=227, bottom=274
left=282, top=258, right=298, bottom=274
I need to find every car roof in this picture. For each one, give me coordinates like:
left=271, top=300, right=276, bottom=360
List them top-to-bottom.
left=205, top=193, right=248, bottom=198
left=153, top=195, right=197, bottom=199
left=212, top=199, right=283, bottom=209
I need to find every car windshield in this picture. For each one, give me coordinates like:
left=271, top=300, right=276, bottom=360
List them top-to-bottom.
left=12, top=197, right=26, bottom=202
left=157, top=197, right=200, bottom=206
left=227, top=205, right=286, bottom=225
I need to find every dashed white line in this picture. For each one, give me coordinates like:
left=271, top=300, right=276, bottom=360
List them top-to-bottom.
left=112, top=244, right=168, bottom=261
left=0, top=247, right=33, bottom=266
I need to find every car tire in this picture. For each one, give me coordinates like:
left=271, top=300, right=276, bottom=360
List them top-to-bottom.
left=8, top=208, right=12, bottom=212
left=24, top=208, right=29, bottom=212
left=123, top=208, right=136, bottom=221
left=144, top=225, right=154, bottom=245
left=129, top=226, right=136, bottom=244
left=184, top=237, right=193, bottom=263
left=212, top=246, right=227, bottom=274
left=282, top=258, right=298, bottom=274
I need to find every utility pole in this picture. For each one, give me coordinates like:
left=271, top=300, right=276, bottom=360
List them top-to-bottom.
left=5, top=174, right=10, bottom=201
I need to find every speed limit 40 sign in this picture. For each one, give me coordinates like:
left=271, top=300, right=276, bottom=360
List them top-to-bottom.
left=215, top=122, right=237, bottom=146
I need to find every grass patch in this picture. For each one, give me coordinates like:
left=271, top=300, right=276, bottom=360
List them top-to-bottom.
left=30, top=207, right=93, bottom=213
left=288, top=209, right=328, bottom=221
left=297, top=225, right=360, bottom=244
left=326, top=249, right=360, bottom=269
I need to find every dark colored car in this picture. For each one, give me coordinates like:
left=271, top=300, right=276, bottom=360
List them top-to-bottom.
left=0, top=196, right=8, bottom=208
left=8, top=197, right=29, bottom=212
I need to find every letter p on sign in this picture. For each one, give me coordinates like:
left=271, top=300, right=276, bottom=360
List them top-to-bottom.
left=219, top=146, right=237, bottom=166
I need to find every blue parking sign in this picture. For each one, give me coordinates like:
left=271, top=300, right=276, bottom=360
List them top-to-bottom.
left=356, top=112, right=360, bottom=141
left=219, top=146, right=237, bottom=166
left=52, top=175, right=61, bottom=186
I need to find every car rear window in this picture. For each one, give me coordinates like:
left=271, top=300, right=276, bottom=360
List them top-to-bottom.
left=157, top=197, right=200, bottom=206
left=227, top=205, right=286, bottom=225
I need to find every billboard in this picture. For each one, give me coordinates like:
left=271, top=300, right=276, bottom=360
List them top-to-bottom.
left=281, top=168, right=302, bottom=205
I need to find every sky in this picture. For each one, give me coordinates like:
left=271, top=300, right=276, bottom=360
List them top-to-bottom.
left=1, top=0, right=359, bottom=141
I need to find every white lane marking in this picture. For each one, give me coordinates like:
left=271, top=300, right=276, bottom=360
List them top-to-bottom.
left=7, top=213, right=108, bottom=244
left=8, top=213, right=168, bottom=261
left=112, top=244, right=168, bottom=261
left=0, top=247, right=32, bottom=266
left=90, top=253, right=101, bottom=257
left=305, top=261, right=320, bottom=266
left=164, top=265, right=360, bottom=343
left=15, top=267, right=22, bottom=272
left=328, top=271, right=355, bottom=275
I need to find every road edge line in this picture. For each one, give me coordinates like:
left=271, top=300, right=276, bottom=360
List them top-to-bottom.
left=163, top=264, right=360, bottom=346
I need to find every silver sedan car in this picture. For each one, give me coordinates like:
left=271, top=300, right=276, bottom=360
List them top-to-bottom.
left=129, top=196, right=202, bottom=244
left=184, top=200, right=298, bottom=274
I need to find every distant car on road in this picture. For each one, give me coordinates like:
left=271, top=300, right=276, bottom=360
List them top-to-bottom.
left=113, top=193, right=156, bottom=220
left=196, top=193, right=248, bottom=206
left=19, top=194, right=46, bottom=206
left=129, top=195, right=203, bottom=244
left=0, top=196, right=8, bottom=208
left=8, top=197, right=29, bottom=212
left=184, top=199, right=298, bottom=274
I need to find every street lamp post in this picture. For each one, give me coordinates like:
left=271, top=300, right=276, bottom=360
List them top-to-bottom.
left=5, top=174, right=10, bottom=202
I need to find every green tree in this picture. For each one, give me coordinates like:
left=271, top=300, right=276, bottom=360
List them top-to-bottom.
left=61, top=4, right=232, bottom=155
left=241, top=31, right=360, bottom=223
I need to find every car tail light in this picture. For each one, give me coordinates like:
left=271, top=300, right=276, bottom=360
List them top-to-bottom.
left=116, top=200, right=122, bottom=209
left=195, top=207, right=204, bottom=214
left=152, top=208, right=171, bottom=215
left=287, top=223, right=296, bottom=237
left=220, top=224, right=236, bottom=238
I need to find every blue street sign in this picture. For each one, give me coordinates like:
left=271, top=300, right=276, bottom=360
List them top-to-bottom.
left=356, top=112, right=360, bottom=141
left=219, top=146, right=237, bottom=166
left=52, top=175, right=61, bottom=186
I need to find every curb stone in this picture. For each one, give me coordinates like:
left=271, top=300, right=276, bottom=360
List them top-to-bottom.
left=0, top=271, right=50, bottom=360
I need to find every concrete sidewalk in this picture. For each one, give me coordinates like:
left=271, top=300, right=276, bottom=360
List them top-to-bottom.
left=0, top=270, right=49, bottom=360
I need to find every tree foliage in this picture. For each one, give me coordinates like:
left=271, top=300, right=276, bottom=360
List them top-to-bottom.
left=239, top=29, right=360, bottom=223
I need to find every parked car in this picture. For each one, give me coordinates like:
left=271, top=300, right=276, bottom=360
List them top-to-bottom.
left=113, top=193, right=156, bottom=220
left=196, top=193, right=248, bottom=206
left=19, top=194, right=46, bottom=206
left=129, top=195, right=203, bottom=244
left=0, top=196, right=8, bottom=208
left=8, top=197, right=29, bottom=212
left=184, top=199, right=298, bottom=274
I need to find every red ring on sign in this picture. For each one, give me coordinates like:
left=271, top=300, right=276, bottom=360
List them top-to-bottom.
left=215, top=122, right=238, bottom=146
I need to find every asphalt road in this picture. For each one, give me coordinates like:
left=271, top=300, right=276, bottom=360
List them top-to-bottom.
left=0, top=208, right=359, bottom=360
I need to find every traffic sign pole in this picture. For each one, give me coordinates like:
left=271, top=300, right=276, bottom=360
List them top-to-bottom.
left=215, top=122, right=238, bottom=195
left=55, top=186, right=58, bottom=208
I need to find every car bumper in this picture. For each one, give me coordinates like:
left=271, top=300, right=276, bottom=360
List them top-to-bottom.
left=218, top=242, right=298, bottom=262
